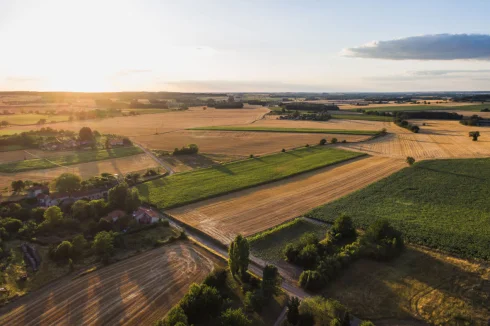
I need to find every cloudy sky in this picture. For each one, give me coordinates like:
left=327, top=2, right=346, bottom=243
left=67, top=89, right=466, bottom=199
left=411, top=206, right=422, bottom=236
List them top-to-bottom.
left=1, top=0, right=490, bottom=92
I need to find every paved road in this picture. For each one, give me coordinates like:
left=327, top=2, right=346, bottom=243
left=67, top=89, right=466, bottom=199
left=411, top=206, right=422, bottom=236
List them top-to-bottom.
left=133, top=142, right=175, bottom=175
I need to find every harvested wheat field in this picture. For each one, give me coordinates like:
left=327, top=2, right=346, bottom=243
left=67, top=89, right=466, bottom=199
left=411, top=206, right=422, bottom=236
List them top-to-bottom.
left=0, top=106, right=270, bottom=137
left=259, top=116, right=390, bottom=131
left=339, top=120, right=490, bottom=159
left=135, top=130, right=369, bottom=156
left=0, top=149, right=83, bottom=164
left=0, top=154, right=160, bottom=191
left=168, top=156, right=405, bottom=244
left=0, top=242, right=221, bottom=326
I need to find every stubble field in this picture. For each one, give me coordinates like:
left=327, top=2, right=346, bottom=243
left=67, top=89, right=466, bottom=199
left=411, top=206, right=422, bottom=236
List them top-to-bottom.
left=168, top=156, right=405, bottom=244
left=0, top=242, right=220, bottom=326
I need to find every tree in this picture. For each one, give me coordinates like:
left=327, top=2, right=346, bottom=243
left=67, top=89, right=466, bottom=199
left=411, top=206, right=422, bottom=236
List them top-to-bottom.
left=0, top=120, right=8, bottom=126
left=79, top=127, right=93, bottom=141
left=469, top=131, right=480, bottom=141
left=319, top=138, right=327, bottom=145
left=331, top=138, right=338, bottom=144
left=406, top=156, right=415, bottom=166
left=55, top=173, right=82, bottom=193
left=11, top=180, right=25, bottom=192
left=108, top=183, right=133, bottom=211
left=88, top=199, right=108, bottom=219
left=71, top=200, right=90, bottom=221
left=44, top=206, right=64, bottom=226
left=331, top=215, right=356, bottom=238
left=0, top=218, right=23, bottom=233
left=92, top=231, right=115, bottom=261
left=72, top=234, right=87, bottom=257
left=228, top=234, right=249, bottom=277
left=54, top=241, right=73, bottom=261
left=262, top=264, right=280, bottom=298
left=180, top=283, right=223, bottom=324
left=287, top=296, right=300, bottom=325
left=156, top=306, right=188, bottom=326
left=220, top=308, right=251, bottom=326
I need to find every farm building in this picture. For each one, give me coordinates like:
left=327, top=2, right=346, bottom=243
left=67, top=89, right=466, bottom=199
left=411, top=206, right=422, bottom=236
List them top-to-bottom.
left=108, top=138, right=125, bottom=147
left=27, top=185, right=49, bottom=198
left=39, top=188, right=109, bottom=207
left=133, top=207, right=162, bottom=224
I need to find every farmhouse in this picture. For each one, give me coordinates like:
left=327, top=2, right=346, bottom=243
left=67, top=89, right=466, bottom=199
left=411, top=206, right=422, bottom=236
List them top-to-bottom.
left=108, top=138, right=124, bottom=147
left=27, top=185, right=49, bottom=198
left=40, top=188, right=109, bottom=207
left=133, top=207, right=162, bottom=224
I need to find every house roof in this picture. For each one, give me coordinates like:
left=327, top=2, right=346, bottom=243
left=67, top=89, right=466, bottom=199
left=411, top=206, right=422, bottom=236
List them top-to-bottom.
left=28, top=185, right=48, bottom=192
left=134, top=207, right=160, bottom=219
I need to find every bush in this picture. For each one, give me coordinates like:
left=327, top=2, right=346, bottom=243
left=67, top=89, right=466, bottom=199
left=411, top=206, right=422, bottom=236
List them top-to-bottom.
left=319, top=138, right=327, bottom=145
left=331, top=138, right=338, bottom=144
left=173, top=144, right=199, bottom=155
left=282, top=148, right=286, bottom=152
left=406, top=156, right=416, bottom=165
left=331, top=215, right=356, bottom=239
left=0, top=218, right=23, bottom=234
left=53, top=241, right=73, bottom=261
left=298, top=244, right=319, bottom=269
left=299, top=270, right=324, bottom=291
left=244, top=289, right=265, bottom=313
left=287, top=296, right=301, bottom=325
left=156, top=306, right=188, bottom=326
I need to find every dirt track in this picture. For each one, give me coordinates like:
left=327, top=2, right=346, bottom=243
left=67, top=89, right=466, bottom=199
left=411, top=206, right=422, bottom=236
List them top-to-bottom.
left=168, top=156, right=405, bottom=244
left=0, top=242, right=219, bottom=326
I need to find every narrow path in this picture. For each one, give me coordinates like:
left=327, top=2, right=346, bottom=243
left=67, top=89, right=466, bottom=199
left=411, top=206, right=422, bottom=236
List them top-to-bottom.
left=133, top=142, right=175, bottom=175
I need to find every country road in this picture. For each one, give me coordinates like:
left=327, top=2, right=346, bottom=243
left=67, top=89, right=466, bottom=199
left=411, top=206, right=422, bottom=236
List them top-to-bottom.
left=133, top=142, right=175, bottom=175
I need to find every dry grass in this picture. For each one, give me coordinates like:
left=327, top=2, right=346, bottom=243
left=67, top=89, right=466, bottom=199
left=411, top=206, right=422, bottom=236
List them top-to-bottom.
left=339, top=120, right=490, bottom=159
left=137, top=130, right=369, bottom=156
left=168, top=156, right=405, bottom=244
left=0, top=242, right=221, bottom=326
left=323, top=245, right=490, bottom=325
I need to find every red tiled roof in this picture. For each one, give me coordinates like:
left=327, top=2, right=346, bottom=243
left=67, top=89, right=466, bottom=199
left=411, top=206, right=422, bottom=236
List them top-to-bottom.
left=136, top=207, right=160, bottom=219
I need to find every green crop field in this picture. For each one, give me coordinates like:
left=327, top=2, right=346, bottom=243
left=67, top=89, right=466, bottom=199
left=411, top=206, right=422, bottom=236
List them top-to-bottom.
left=347, top=104, right=490, bottom=113
left=0, top=114, right=70, bottom=125
left=331, top=114, right=393, bottom=122
left=190, top=126, right=380, bottom=135
left=0, top=146, right=143, bottom=173
left=137, top=147, right=364, bottom=209
left=306, top=158, right=490, bottom=260
left=248, top=218, right=328, bottom=262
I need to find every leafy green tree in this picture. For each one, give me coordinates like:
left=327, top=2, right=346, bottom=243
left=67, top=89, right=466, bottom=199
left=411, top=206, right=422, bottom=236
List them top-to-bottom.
left=79, top=127, right=94, bottom=141
left=469, top=131, right=480, bottom=141
left=319, top=138, right=327, bottom=145
left=331, top=138, right=338, bottom=144
left=406, top=156, right=415, bottom=166
left=55, top=173, right=82, bottom=193
left=11, top=180, right=25, bottom=192
left=108, top=182, right=140, bottom=212
left=125, top=188, right=141, bottom=213
left=89, top=199, right=108, bottom=219
left=71, top=200, right=90, bottom=221
left=43, top=206, right=64, bottom=226
left=331, top=215, right=356, bottom=238
left=0, top=218, right=23, bottom=234
left=92, top=231, right=115, bottom=261
left=72, top=234, right=87, bottom=257
left=228, top=234, right=249, bottom=277
left=55, top=241, right=73, bottom=261
left=298, top=244, right=318, bottom=269
left=262, top=264, right=280, bottom=298
left=299, top=270, right=324, bottom=291
left=180, top=283, right=223, bottom=324
left=287, top=296, right=301, bottom=325
left=156, top=306, right=188, bottom=326
left=220, top=308, right=251, bottom=326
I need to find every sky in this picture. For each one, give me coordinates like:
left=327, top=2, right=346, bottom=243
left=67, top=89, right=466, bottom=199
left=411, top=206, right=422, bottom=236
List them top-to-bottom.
left=1, top=0, right=490, bottom=92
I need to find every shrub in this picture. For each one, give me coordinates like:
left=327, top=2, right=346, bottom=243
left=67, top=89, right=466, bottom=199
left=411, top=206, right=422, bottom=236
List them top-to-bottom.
left=469, top=131, right=480, bottom=141
left=319, top=138, right=327, bottom=145
left=331, top=138, right=338, bottom=144
left=173, top=144, right=199, bottom=155
left=305, top=144, right=310, bottom=147
left=282, top=148, right=286, bottom=152
left=406, top=156, right=416, bottom=166
left=331, top=214, right=356, bottom=239
left=0, top=218, right=23, bottom=234
left=92, top=231, right=115, bottom=262
left=54, top=241, right=73, bottom=261
left=298, top=244, right=319, bottom=269
left=261, top=264, right=280, bottom=298
left=203, top=267, right=227, bottom=289
left=299, top=270, right=324, bottom=291
left=244, top=289, right=265, bottom=313
left=287, top=296, right=301, bottom=325
left=156, top=306, right=188, bottom=326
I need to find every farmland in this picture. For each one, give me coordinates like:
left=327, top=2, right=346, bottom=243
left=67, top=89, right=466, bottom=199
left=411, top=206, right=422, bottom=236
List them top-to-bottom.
left=345, top=103, right=490, bottom=112
left=0, top=114, right=70, bottom=125
left=331, top=114, right=394, bottom=122
left=339, top=120, right=490, bottom=159
left=190, top=126, right=380, bottom=135
left=135, top=130, right=369, bottom=157
left=0, top=146, right=143, bottom=173
left=137, top=146, right=364, bottom=210
left=0, top=153, right=160, bottom=193
left=167, top=156, right=405, bottom=243
left=307, top=158, right=490, bottom=260
left=248, top=218, right=328, bottom=263
left=0, top=242, right=221, bottom=326
left=324, top=245, right=490, bottom=325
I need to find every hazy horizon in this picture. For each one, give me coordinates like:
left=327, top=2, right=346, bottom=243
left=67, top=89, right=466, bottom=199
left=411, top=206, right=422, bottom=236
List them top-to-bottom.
left=2, top=0, right=490, bottom=92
